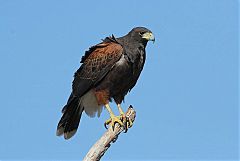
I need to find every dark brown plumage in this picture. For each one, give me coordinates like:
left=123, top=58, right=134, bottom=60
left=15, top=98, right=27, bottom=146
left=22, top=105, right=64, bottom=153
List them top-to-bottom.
left=57, top=27, right=154, bottom=139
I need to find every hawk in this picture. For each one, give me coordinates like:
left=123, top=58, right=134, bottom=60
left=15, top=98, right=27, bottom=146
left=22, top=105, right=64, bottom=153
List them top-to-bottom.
left=57, top=27, right=155, bottom=139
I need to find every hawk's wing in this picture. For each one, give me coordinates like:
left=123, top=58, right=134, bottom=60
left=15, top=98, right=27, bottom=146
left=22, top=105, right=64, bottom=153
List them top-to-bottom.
left=72, top=40, right=123, bottom=97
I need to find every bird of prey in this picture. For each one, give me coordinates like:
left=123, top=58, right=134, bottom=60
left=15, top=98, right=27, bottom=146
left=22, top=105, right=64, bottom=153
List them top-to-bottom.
left=56, top=27, right=155, bottom=139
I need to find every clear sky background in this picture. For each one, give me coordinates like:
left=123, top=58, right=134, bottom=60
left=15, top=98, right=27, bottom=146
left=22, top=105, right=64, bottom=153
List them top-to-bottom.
left=0, top=0, right=238, bottom=160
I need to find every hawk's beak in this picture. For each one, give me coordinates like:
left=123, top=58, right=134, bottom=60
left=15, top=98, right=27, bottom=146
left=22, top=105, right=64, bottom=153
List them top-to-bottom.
left=142, top=32, right=155, bottom=43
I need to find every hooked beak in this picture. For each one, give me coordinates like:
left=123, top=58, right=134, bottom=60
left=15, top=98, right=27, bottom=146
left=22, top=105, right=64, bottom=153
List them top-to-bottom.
left=142, top=32, right=155, bottom=43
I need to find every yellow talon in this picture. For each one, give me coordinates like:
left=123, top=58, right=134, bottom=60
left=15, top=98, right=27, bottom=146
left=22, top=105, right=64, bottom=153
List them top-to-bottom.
left=104, top=103, right=133, bottom=131
left=104, top=104, right=124, bottom=130
left=117, top=104, right=132, bottom=132
left=104, top=114, right=124, bottom=130
left=127, top=118, right=133, bottom=128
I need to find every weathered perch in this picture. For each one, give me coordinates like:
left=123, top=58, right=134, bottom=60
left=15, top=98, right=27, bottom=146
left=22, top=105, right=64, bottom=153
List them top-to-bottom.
left=83, top=105, right=136, bottom=161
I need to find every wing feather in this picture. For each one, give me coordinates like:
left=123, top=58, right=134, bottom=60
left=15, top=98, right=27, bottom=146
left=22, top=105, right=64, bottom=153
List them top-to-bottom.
left=72, top=40, right=123, bottom=97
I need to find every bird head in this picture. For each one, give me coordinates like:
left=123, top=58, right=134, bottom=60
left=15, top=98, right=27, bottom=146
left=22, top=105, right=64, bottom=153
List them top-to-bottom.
left=128, top=27, right=155, bottom=45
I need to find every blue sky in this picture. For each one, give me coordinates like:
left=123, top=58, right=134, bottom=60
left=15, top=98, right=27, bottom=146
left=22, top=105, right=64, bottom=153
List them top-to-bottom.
left=0, top=0, right=238, bottom=160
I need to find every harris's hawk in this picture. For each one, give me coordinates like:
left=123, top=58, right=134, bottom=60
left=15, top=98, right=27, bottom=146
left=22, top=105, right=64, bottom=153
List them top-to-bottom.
left=57, top=27, right=155, bottom=139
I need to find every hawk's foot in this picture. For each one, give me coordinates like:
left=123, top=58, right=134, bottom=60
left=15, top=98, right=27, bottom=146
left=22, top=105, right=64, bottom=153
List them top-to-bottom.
left=119, top=113, right=133, bottom=133
left=104, top=114, right=124, bottom=130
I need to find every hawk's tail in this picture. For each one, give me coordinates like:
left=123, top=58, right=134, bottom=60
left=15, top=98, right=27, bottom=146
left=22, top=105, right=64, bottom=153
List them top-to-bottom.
left=56, top=96, right=84, bottom=139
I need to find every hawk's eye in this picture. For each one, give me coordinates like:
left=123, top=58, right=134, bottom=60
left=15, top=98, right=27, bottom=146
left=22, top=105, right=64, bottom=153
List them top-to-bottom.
left=139, top=32, right=145, bottom=36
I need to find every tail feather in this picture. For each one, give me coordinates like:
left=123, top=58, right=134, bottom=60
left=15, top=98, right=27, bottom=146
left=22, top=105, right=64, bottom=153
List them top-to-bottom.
left=56, top=96, right=84, bottom=139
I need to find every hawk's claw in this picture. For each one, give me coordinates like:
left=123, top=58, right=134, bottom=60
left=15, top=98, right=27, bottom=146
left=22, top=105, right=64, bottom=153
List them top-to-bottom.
left=104, top=113, right=133, bottom=132
left=120, top=114, right=133, bottom=133
left=120, top=114, right=128, bottom=133
left=104, top=115, right=124, bottom=130
left=127, top=117, right=133, bottom=128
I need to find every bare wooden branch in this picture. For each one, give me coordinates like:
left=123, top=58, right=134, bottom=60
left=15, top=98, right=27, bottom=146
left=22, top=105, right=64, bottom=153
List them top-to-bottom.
left=83, top=105, right=136, bottom=161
